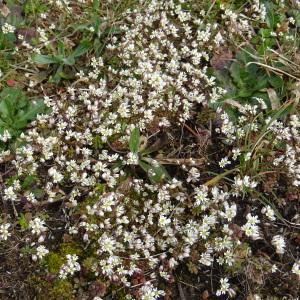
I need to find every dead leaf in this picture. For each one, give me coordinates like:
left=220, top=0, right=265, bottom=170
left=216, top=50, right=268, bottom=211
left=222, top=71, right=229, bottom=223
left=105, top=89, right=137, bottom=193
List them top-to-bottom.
left=0, top=4, right=10, bottom=17
left=16, top=28, right=37, bottom=43
left=210, top=47, right=233, bottom=71
left=266, top=88, right=280, bottom=110
left=224, top=98, right=244, bottom=112
left=88, top=280, right=107, bottom=298
left=201, top=290, right=209, bottom=300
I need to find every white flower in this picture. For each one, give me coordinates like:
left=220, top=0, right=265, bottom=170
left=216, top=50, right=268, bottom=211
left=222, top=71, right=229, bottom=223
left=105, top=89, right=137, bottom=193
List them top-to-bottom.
left=1, top=23, right=15, bottom=34
left=0, top=130, right=12, bottom=142
left=232, top=148, right=241, bottom=160
left=126, top=152, right=139, bottom=165
left=219, top=157, right=231, bottom=168
left=48, top=167, right=63, bottom=183
left=187, top=167, right=200, bottom=182
left=3, top=186, right=17, bottom=202
left=220, top=202, right=237, bottom=221
left=261, top=205, right=276, bottom=221
left=241, top=214, right=260, bottom=240
left=158, top=215, right=171, bottom=227
left=29, top=217, right=47, bottom=235
left=0, top=223, right=11, bottom=241
left=98, top=233, right=116, bottom=254
left=271, top=235, right=286, bottom=254
left=36, top=245, right=49, bottom=260
left=199, top=248, right=213, bottom=266
left=59, top=254, right=81, bottom=279
left=292, top=261, right=300, bottom=277
left=271, top=264, right=278, bottom=273
left=216, top=277, right=230, bottom=296
left=139, top=282, right=165, bottom=300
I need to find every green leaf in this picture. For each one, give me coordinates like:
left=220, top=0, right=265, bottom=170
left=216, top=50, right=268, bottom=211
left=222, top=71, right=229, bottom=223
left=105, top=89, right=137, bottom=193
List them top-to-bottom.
left=93, top=0, right=100, bottom=11
left=263, top=1, right=279, bottom=29
left=101, top=26, right=122, bottom=37
left=69, top=40, right=90, bottom=58
left=57, top=41, right=65, bottom=56
left=32, top=54, right=61, bottom=64
left=62, top=56, right=76, bottom=66
left=268, top=75, right=284, bottom=89
left=0, top=87, right=23, bottom=119
left=15, top=100, right=46, bottom=125
left=129, top=127, right=140, bottom=153
left=139, top=158, right=170, bottom=183
left=22, top=175, right=36, bottom=189
left=33, top=188, right=45, bottom=199
left=18, top=213, right=29, bottom=230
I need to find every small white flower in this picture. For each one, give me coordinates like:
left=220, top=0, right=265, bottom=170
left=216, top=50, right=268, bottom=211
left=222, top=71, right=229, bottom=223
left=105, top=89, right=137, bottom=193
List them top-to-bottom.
left=1, top=23, right=15, bottom=34
left=0, top=130, right=12, bottom=142
left=232, top=148, right=241, bottom=160
left=126, top=152, right=139, bottom=165
left=219, top=157, right=231, bottom=168
left=48, top=167, right=64, bottom=183
left=187, top=167, right=200, bottom=182
left=261, top=205, right=276, bottom=221
left=241, top=214, right=260, bottom=240
left=158, top=215, right=171, bottom=227
left=29, top=217, right=47, bottom=235
left=0, top=223, right=11, bottom=241
left=271, top=235, right=286, bottom=254
left=35, top=245, right=49, bottom=260
left=59, top=254, right=81, bottom=279
left=292, top=260, right=300, bottom=277
left=271, top=264, right=278, bottom=273
left=216, top=277, right=230, bottom=296
left=139, top=282, right=165, bottom=300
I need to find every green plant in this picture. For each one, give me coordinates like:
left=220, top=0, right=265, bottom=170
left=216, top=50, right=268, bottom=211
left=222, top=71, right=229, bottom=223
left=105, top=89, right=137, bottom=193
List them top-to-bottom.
left=32, top=40, right=90, bottom=83
left=0, top=87, right=47, bottom=149
left=128, top=127, right=170, bottom=183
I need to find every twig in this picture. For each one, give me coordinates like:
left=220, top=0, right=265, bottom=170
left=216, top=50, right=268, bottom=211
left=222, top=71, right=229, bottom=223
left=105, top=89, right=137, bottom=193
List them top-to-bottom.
left=156, top=157, right=205, bottom=166
left=177, top=283, right=187, bottom=300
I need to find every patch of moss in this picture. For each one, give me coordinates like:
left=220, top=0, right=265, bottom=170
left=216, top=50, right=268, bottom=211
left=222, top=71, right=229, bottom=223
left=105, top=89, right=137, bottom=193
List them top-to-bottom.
left=59, top=242, right=83, bottom=257
left=43, top=252, right=64, bottom=274
left=32, top=276, right=74, bottom=300
left=48, top=279, right=74, bottom=300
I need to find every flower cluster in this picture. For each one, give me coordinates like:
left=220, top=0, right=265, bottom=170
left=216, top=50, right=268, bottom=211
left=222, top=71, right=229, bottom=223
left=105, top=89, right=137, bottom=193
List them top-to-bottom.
left=0, top=0, right=299, bottom=299
left=59, top=254, right=81, bottom=279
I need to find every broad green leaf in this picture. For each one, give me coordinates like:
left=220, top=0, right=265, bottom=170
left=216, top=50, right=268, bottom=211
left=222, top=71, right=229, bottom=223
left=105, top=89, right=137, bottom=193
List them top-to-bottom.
left=263, top=1, right=279, bottom=29
left=71, top=23, right=91, bottom=32
left=102, top=26, right=122, bottom=36
left=70, top=40, right=90, bottom=58
left=57, top=41, right=65, bottom=56
left=32, top=54, right=61, bottom=64
left=62, top=56, right=76, bottom=66
left=268, top=75, right=284, bottom=89
left=0, top=87, right=22, bottom=119
left=15, top=100, right=46, bottom=124
left=129, top=127, right=140, bottom=153
left=139, top=159, right=170, bottom=183
left=22, top=175, right=36, bottom=189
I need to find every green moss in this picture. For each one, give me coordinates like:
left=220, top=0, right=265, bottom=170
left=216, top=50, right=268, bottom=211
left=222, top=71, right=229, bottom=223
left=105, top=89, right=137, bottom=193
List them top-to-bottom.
left=43, top=242, right=83, bottom=274
left=59, top=242, right=83, bottom=257
left=43, top=252, right=64, bottom=274
left=31, top=276, right=74, bottom=300
left=48, top=279, right=73, bottom=300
